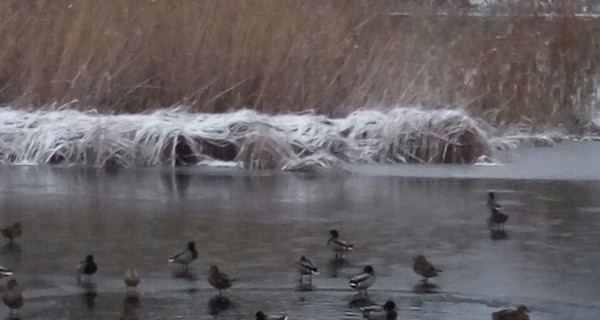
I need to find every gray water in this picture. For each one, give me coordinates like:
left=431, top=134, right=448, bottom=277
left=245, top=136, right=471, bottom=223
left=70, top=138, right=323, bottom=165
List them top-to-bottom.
left=0, top=142, right=600, bottom=319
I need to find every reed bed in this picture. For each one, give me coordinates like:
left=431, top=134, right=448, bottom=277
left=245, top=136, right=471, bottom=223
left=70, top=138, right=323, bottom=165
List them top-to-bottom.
left=0, top=1, right=598, bottom=131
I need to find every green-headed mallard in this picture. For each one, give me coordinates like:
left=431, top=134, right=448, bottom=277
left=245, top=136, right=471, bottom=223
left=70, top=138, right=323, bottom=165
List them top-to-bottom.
left=327, top=229, right=353, bottom=259
left=169, top=241, right=198, bottom=272
left=298, top=255, right=319, bottom=284
left=350, top=265, right=375, bottom=295
left=361, top=300, right=397, bottom=320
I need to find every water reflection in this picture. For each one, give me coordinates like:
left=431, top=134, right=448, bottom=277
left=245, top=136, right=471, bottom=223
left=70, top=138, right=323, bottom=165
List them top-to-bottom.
left=161, top=171, right=192, bottom=198
left=490, top=229, right=508, bottom=241
left=326, top=259, right=348, bottom=278
left=413, top=282, right=440, bottom=294
left=82, top=291, right=97, bottom=310
left=208, top=295, right=232, bottom=316
left=349, top=295, right=374, bottom=309
left=121, top=297, right=141, bottom=320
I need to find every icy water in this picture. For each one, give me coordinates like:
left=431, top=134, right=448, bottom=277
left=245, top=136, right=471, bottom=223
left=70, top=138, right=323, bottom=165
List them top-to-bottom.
left=0, top=143, right=600, bottom=319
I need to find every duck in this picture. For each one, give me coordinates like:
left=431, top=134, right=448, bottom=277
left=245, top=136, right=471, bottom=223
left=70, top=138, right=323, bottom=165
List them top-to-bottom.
left=487, top=192, right=502, bottom=210
left=489, top=207, right=509, bottom=229
left=0, top=223, right=22, bottom=244
left=327, top=229, right=354, bottom=259
left=168, top=241, right=198, bottom=272
left=77, top=254, right=97, bottom=277
left=297, top=255, right=319, bottom=284
left=413, top=255, right=441, bottom=283
left=0, top=265, right=13, bottom=278
left=208, top=265, right=236, bottom=295
left=350, top=265, right=376, bottom=295
left=124, top=267, right=141, bottom=290
left=2, top=279, right=23, bottom=319
left=361, top=300, right=397, bottom=320
left=492, top=305, right=530, bottom=320
left=255, top=310, right=288, bottom=320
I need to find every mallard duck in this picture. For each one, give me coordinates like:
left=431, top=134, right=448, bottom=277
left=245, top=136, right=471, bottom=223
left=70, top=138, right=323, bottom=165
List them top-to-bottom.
left=487, top=192, right=502, bottom=210
left=0, top=223, right=22, bottom=244
left=327, top=229, right=354, bottom=259
left=169, top=241, right=198, bottom=272
left=78, top=255, right=97, bottom=276
left=298, top=255, right=319, bottom=284
left=413, top=255, right=441, bottom=283
left=0, top=265, right=13, bottom=278
left=208, top=265, right=236, bottom=295
left=350, top=265, right=376, bottom=295
left=124, top=268, right=141, bottom=290
left=2, top=279, right=23, bottom=319
left=361, top=300, right=397, bottom=320
left=492, top=305, right=529, bottom=320
left=255, top=311, right=288, bottom=320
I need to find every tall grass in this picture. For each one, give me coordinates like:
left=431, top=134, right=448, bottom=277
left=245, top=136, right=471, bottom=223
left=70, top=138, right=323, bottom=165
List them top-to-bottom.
left=0, top=0, right=598, bottom=131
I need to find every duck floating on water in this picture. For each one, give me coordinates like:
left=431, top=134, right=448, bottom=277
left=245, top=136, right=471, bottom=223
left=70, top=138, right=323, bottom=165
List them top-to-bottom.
left=0, top=223, right=22, bottom=244
left=327, top=229, right=354, bottom=259
left=169, top=241, right=198, bottom=272
left=297, top=255, right=319, bottom=284
left=413, top=255, right=441, bottom=283
left=208, top=265, right=236, bottom=296
left=350, top=265, right=376, bottom=295
left=3, top=279, right=23, bottom=319
left=361, top=300, right=397, bottom=320
left=492, top=305, right=530, bottom=320
left=255, top=310, right=288, bottom=320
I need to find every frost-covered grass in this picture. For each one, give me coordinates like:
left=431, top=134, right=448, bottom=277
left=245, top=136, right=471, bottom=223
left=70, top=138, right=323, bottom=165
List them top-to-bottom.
left=0, top=106, right=492, bottom=170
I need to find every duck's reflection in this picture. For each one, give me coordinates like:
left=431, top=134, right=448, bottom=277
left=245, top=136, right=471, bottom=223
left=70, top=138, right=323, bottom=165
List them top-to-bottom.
left=490, top=229, right=508, bottom=241
left=326, top=259, right=348, bottom=278
left=171, top=269, right=197, bottom=280
left=413, top=282, right=440, bottom=294
left=82, top=291, right=97, bottom=310
left=349, top=294, right=374, bottom=309
left=208, top=295, right=233, bottom=316
left=120, top=296, right=141, bottom=320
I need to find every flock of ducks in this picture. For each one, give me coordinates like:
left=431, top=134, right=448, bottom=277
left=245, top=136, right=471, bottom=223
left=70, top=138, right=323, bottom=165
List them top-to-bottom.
left=0, top=193, right=531, bottom=320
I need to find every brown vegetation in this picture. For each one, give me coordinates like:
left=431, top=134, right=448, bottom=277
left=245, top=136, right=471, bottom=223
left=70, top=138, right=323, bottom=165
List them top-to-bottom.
left=0, top=0, right=598, bottom=131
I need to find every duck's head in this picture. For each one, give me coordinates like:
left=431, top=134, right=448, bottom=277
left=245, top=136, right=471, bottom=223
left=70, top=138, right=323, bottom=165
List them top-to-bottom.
left=488, top=192, right=495, bottom=200
left=13, top=222, right=21, bottom=229
left=330, top=229, right=339, bottom=238
left=187, top=241, right=196, bottom=250
left=85, top=254, right=94, bottom=263
left=300, top=255, right=307, bottom=260
left=209, top=265, right=219, bottom=273
left=363, top=265, right=374, bottom=274
left=6, top=279, right=18, bottom=289
left=383, top=300, right=396, bottom=311
left=516, top=305, right=529, bottom=313
left=255, top=311, right=266, bottom=320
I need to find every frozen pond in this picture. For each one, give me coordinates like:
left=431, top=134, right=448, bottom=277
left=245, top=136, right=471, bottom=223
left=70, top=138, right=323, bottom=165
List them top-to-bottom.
left=0, top=142, right=599, bottom=319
